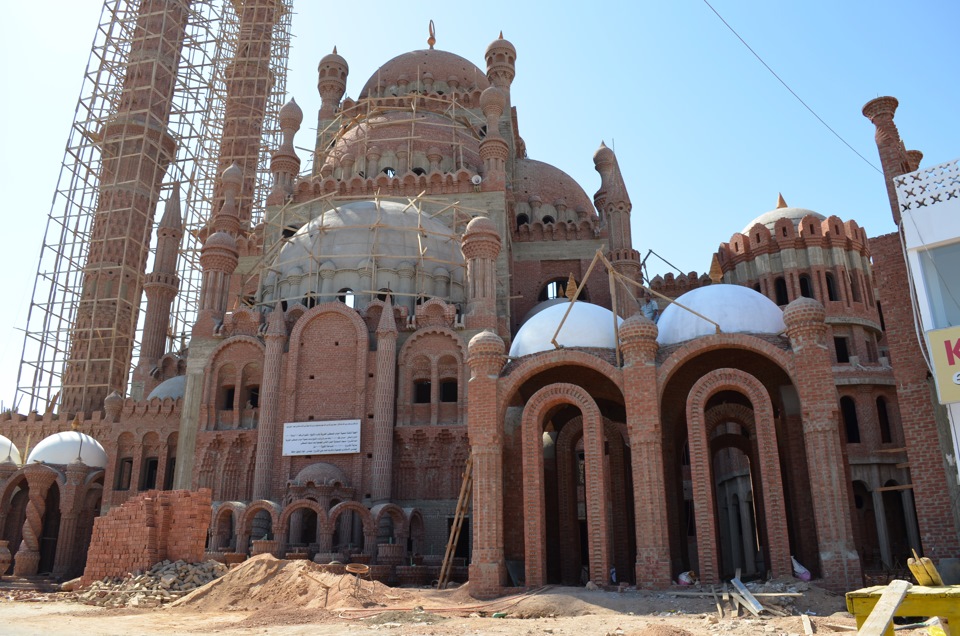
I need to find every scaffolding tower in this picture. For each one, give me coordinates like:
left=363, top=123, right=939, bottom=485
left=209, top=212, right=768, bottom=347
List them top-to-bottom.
left=14, top=0, right=293, bottom=414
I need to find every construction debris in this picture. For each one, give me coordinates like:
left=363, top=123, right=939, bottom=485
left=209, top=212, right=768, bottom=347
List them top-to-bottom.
left=76, top=559, right=228, bottom=608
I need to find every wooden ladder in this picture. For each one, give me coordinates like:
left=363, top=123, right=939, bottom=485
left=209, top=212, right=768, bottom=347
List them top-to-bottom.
left=437, top=453, right=473, bottom=589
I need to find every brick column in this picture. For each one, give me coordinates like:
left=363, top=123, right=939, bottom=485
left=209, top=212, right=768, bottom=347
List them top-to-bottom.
left=784, top=297, right=862, bottom=590
left=371, top=300, right=398, bottom=503
left=252, top=307, right=286, bottom=501
left=619, top=314, right=672, bottom=588
left=466, top=330, right=506, bottom=598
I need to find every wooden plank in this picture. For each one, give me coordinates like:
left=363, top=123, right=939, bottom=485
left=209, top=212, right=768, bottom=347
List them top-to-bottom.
left=874, top=484, right=913, bottom=492
left=919, top=557, right=944, bottom=586
left=908, top=558, right=934, bottom=586
left=731, top=577, right=764, bottom=615
left=856, top=579, right=911, bottom=636
left=710, top=585, right=723, bottom=619
left=729, top=590, right=760, bottom=617
left=801, top=613, right=814, bottom=635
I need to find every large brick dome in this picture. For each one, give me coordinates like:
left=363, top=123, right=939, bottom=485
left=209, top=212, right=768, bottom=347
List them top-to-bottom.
left=359, top=48, right=489, bottom=99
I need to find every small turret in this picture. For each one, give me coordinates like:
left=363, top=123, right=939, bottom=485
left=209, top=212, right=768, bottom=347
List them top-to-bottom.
left=485, top=32, right=516, bottom=96
left=318, top=46, right=348, bottom=118
left=478, top=86, right=509, bottom=189
left=862, top=96, right=913, bottom=225
left=267, top=97, right=302, bottom=206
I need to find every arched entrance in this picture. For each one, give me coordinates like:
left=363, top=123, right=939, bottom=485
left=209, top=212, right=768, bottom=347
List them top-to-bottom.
left=685, top=370, right=791, bottom=583
left=519, top=382, right=633, bottom=587
left=38, top=482, right=61, bottom=574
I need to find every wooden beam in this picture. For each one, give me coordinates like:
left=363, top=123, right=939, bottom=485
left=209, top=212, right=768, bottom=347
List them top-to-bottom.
left=875, top=484, right=913, bottom=492
left=731, top=577, right=765, bottom=615
left=856, top=579, right=911, bottom=636
left=801, top=614, right=814, bottom=635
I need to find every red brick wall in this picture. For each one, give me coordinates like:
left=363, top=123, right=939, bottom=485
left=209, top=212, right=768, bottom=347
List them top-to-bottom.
left=870, top=232, right=960, bottom=558
left=81, top=488, right=212, bottom=586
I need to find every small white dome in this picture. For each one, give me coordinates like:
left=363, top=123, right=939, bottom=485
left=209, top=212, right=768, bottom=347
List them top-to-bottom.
left=657, top=284, right=786, bottom=346
left=510, top=301, right=622, bottom=357
left=147, top=375, right=187, bottom=401
left=26, top=432, right=108, bottom=468
left=0, top=434, right=22, bottom=465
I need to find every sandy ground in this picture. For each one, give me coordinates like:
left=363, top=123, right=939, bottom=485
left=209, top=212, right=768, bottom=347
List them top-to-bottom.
left=0, top=555, right=938, bottom=635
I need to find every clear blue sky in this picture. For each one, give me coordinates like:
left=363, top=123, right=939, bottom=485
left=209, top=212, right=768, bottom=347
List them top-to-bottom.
left=0, top=1, right=957, bottom=407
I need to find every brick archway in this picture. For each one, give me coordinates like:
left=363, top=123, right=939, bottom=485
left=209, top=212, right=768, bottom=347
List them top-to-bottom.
left=686, top=368, right=791, bottom=583
left=521, top=382, right=609, bottom=587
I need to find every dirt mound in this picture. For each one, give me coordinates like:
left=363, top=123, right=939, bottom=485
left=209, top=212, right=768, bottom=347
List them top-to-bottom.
left=170, top=554, right=415, bottom=612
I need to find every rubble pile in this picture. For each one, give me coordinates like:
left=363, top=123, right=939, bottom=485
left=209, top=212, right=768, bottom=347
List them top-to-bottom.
left=76, top=559, right=228, bottom=608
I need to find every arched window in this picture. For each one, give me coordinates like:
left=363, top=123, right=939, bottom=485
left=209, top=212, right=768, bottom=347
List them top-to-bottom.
left=516, top=213, right=529, bottom=229
left=541, top=215, right=555, bottom=224
left=825, top=272, right=839, bottom=301
left=799, top=274, right=813, bottom=298
left=850, top=274, right=862, bottom=303
left=774, top=277, right=789, bottom=305
left=539, top=279, right=565, bottom=301
left=337, top=288, right=355, bottom=309
left=440, top=379, right=458, bottom=403
left=413, top=380, right=431, bottom=404
left=840, top=396, right=860, bottom=443
left=877, top=396, right=892, bottom=444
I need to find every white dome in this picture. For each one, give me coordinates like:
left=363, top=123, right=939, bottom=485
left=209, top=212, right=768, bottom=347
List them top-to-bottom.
left=656, top=284, right=786, bottom=346
left=510, top=301, right=622, bottom=357
left=147, top=375, right=187, bottom=401
left=26, top=432, right=108, bottom=468
left=0, top=434, right=21, bottom=465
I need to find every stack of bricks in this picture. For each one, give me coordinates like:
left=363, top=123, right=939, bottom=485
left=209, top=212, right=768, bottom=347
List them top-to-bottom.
left=81, top=489, right=212, bottom=587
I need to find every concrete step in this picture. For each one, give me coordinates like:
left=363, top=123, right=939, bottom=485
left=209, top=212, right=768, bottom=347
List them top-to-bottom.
left=0, top=575, right=59, bottom=593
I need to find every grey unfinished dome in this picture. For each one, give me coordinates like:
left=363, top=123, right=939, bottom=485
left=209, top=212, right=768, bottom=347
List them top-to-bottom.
left=262, top=200, right=466, bottom=310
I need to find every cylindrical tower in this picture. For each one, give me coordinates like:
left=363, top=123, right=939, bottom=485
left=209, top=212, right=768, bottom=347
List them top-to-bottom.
left=61, top=0, right=193, bottom=416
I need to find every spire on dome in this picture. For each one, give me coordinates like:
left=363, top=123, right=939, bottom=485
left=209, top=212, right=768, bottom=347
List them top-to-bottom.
left=427, top=20, right=436, bottom=49
left=776, top=193, right=788, bottom=209
left=566, top=274, right=577, bottom=301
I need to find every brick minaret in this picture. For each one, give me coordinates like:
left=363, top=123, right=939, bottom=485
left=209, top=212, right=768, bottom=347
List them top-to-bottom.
left=61, top=0, right=193, bottom=416
left=215, top=0, right=282, bottom=225
left=314, top=47, right=348, bottom=169
left=478, top=87, right=508, bottom=191
left=862, top=97, right=912, bottom=225
left=863, top=97, right=960, bottom=557
left=266, top=98, right=302, bottom=206
left=594, top=142, right=641, bottom=317
left=198, top=165, right=241, bottom=319
left=133, top=189, right=183, bottom=399
left=462, top=216, right=502, bottom=330
left=371, top=297, right=398, bottom=503
left=783, top=297, right=862, bottom=590
left=252, top=305, right=286, bottom=500
left=619, top=313, right=672, bottom=587
left=467, top=329, right=506, bottom=598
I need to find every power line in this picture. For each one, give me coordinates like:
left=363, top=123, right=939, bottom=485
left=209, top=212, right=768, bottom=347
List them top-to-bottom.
left=701, top=0, right=882, bottom=174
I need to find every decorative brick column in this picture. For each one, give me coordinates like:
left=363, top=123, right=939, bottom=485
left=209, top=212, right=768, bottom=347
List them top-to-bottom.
left=784, top=297, right=862, bottom=590
left=371, top=299, right=398, bottom=503
left=253, top=306, right=286, bottom=500
left=619, top=314, right=672, bottom=587
left=466, top=330, right=506, bottom=597
left=14, top=465, right=58, bottom=576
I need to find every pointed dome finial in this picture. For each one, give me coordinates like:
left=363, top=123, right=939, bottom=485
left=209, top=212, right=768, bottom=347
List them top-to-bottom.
left=427, top=20, right=436, bottom=49
left=499, top=30, right=504, bottom=39
left=332, top=45, right=337, bottom=55
left=776, top=193, right=788, bottom=209
left=709, top=254, right=723, bottom=284
left=566, top=274, right=577, bottom=301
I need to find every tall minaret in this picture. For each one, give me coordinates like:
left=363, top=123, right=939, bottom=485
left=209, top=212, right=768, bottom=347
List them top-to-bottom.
left=61, top=0, right=193, bottom=416
left=215, top=0, right=283, bottom=225
left=594, top=142, right=641, bottom=317
left=132, top=188, right=184, bottom=399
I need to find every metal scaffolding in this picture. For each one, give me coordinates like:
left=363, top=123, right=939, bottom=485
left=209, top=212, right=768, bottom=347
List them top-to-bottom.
left=14, top=0, right=293, bottom=414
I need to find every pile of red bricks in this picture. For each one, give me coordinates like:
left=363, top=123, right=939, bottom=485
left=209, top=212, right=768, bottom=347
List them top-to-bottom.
left=81, top=489, right=212, bottom=587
